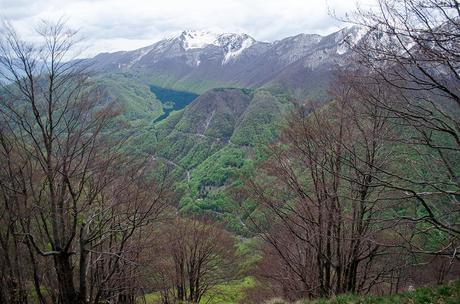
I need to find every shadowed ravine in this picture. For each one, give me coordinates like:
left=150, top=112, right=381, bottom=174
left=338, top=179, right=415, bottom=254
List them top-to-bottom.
left=150, top=85, right=199, bottom=122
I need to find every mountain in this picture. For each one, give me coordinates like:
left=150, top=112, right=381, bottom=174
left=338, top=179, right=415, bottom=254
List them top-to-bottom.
left=80, top=26, right=369, bottom=233
left=84, top=27, right=366, bottom=98
left=125, top=87, right=290, bottom=234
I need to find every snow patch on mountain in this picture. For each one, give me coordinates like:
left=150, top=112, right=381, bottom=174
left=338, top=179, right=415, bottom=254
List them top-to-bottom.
left=86, top=26, right=373, bottom=76
left=337, top=26, right=368, bottom=55
left=177, top=30, right=256, bottom=64
left=181, top=30, right=220, bottom=50
left=221, top=36, right=254, bottom=64
left=127, top=45, right=155, bottom=68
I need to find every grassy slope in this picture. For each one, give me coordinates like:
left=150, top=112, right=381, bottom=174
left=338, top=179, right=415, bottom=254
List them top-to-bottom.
left=143, top=72, right=242, bottom=95
left=93, top=73, right=163, bottom=123
left=142, top=238, right=259, bottom=304
left=143, top=277, right=256, bottom=304
left=142, top=280, right=460, bottom=304
left=300, top=281, right=460, bottom=304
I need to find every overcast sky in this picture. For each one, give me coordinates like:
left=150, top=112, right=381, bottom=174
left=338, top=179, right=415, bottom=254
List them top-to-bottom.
left=0, top=0, right=375, bottom=57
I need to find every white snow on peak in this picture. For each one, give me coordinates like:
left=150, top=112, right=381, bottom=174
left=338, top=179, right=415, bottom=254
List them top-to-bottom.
left=337, top=26, right=368, bottom=55
left=350, top=26, right=368, bottom=44
left=178, top=30, right=255, bottom=64
left=181, top=30, right=220, bottom=50
left=222, top=37, right=254, bottom=64
left=127, top=45, right=155, bottom=67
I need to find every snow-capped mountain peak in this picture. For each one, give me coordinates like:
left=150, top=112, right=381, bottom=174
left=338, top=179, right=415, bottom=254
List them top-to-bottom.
left=86, top=26, right=365, bottom=78
left=336, top=26, right=368, bottom=54
left=176, top=30, right=257, bottom=64
left=180, top=30, right=221, bottom=50
left=218, top=33, right=255, bottom=64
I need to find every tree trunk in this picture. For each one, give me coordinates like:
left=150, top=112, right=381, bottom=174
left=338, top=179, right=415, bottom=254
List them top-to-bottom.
left=79, top=225, right=89, bottom=304
left=55, top=254, right=78, bottom=304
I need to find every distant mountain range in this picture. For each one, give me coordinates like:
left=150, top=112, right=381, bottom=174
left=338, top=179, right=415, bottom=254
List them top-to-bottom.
left=84, top=26, right=367, bottom=98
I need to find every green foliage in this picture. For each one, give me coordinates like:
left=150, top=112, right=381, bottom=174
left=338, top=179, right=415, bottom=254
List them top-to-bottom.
left=143, top=72, right=243, bottom=94
left=86, top=73, right=170, bottom=157
left=93, top=73, right=163, bottom=122
left=87, top=81, right=293, bottom=234
left=135, top=88, right=290, bottom=234
left=174, top=88, right=253, bottom=139
left=231, top=90, right=290, bottom=146
left=176, top=146, right=257, bottom=235
left=189, top=147, right=245, bottom=190
left=142, top=277, right=255, bottom=304
left=201, top=277, right=256, bottom=304
left=143, top=278, right=460, bottom=304
left=298, top=280, right=460, bottom=304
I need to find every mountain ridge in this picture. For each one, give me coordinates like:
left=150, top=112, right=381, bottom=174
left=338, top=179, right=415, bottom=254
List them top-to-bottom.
left=83, top=26, right=365, bottom=98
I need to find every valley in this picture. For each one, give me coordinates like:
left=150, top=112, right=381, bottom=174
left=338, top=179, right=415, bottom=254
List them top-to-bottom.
left=1, top=2, right=459, bottom=303
left=149, top=85, right=199, bottom=122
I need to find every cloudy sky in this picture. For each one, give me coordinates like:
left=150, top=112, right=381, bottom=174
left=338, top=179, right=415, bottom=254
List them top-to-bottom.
left=0, top=0, right=375, bottom=57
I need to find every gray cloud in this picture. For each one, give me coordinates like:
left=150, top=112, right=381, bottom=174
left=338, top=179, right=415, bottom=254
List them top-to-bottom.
left=0, top=0, right=375, bottom=57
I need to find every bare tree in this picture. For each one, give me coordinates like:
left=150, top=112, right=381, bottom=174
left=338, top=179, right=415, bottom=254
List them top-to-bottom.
left=342, top=0, right=460, bottom=240
left=244, top=2, right=460, bottom=298
left=0, top=20, right=169, bottom=304
left=244, top=82, right=406, bottom=301
left=148, top=217, right=240, bottom=304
